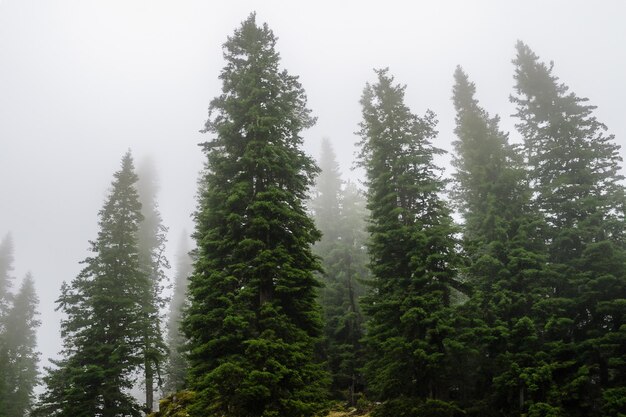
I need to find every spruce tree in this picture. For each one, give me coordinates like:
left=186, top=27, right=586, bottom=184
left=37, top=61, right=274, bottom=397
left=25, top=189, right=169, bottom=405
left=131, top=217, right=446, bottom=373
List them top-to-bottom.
left=183, top=14, right=327, bottom=417
left=512, top=41, right=626, bottom=416
left=451, top=67, right=550, bottom=415
left=357, top=69, right=461, bottom=415
left=310, top=140, right=368, bottom=404
left=36, top=152, right=148, bottom=417
left=136, top=157, right=169, bottom=413
left=164, top=231, right=192, bottom=395
left=2, top=273, right=40, bottom=417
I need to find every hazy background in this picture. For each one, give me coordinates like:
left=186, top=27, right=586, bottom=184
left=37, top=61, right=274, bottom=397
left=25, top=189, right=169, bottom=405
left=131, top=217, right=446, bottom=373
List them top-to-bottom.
left=1, top=0, right=625, bottom=377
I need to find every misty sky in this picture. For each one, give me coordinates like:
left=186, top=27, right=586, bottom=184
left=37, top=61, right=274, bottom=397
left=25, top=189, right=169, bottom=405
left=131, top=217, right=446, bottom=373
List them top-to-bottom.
left=1, top=0, right=626, bottom=375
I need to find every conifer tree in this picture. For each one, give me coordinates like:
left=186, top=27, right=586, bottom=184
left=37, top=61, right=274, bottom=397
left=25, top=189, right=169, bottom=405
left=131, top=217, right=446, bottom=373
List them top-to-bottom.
left=183, top=14, right=327, bottom=417
left=512, top=41, right=626, bottom=416
left=451, top=67, right=550, bottom=415
left=357, top=69, right=461, bottom=415
left=311, top=141, right=368, bottom=404
left=36, top=152, right=148, bottom=417
left=136, top=157, right=169, bottom=413
left=164, top=232, right=192, bottom=395
left=0, top=234, right=15, bottom=417
left=2, top=273, right=40, bottom=417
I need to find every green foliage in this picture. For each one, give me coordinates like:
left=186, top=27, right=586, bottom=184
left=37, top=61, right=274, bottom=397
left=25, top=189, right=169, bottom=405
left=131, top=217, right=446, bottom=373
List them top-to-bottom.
left=183, top=13, right=328, bottom=417
left=512, top=41, right=626, bottom=416
left=450, top=66, right=551, bottom=415
left=357, top=69, right=461, bottom=406
left=311, top=140, right=368, bottom=404
left=35, top=152, right=148, bottom=417
left=0, top=274, right=40, bottom=417
left=149, top=391, right=196, bottom=417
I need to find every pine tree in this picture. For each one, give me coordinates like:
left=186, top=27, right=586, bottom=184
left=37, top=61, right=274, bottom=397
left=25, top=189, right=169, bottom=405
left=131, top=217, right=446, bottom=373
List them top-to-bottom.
left=183, top=14, right=328, bottom=417
left=512, top=41, right=626, bottom=416
left=451, top=67, right=550, bottom=415
left=357, top=69, right=461, bottom=415
left=310, top=140, right=368, bottom=404
left=36, top=152, right=148, bottom=417
left=136, top=157, right=169, bottom=413
left=164, top=231, right=192, bottom=395
left=0, top=234, right=15, bottom=417
left=2, top=273, right=40, bottom=417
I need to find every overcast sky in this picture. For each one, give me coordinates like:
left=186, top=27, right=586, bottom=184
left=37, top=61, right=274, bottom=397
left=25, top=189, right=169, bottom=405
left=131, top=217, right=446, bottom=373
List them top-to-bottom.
left=1, top=0, right=626, bottom=375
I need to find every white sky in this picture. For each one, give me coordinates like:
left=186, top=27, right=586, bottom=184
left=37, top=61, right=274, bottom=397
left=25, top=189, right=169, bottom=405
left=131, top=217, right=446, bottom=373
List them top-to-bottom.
left=1, top=0, right=625, bottom=376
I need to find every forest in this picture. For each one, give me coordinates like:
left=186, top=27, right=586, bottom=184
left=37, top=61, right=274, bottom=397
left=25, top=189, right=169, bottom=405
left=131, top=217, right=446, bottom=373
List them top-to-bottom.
left=1, top=11, right=625, bottom=417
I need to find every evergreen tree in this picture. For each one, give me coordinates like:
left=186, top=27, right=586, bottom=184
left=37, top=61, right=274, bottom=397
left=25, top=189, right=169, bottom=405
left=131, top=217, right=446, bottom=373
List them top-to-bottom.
left=183, top=14, right=328, bottom=417
left=512, top=41, right=626, bottom=416
left=451, top=67, right=550, bottom=415
left=357, top=69, right=461, bottom=415
left=311, top=138, right=342, bottom=251
left=310, top=140, right=368, bottom=405
left=36, top=152, right=148, bottom=417
left=136, top=157, right=169, bottom=413
left=163, top=231, right=192, bottom=395
left=0, top=233, right=15, bottom=417
left=2, top=273, right=40, bottom=417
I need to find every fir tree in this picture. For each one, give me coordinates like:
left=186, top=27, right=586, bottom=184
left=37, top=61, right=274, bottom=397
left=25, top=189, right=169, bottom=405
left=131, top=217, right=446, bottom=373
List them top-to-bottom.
left=183, top=14, right=328, bottom=417
left=512, top=41, right=626, bottom=416
left=451, top=66, right=550, bottom=415
left=357, top=69, right=461, bottom=415
left=311, top=140, right=368, bottom=404
left=36, top=152, right=148, bottom=417
left=136, top=157, right=169, bottom=413
left=164, top=231, right=192, bottom=395
left=2, top=274, right=40, bottom=417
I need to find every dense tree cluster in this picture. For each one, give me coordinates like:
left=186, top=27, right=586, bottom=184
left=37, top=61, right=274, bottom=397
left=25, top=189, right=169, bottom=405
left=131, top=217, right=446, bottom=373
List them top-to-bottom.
left=21, top=14, right=626, bottom=417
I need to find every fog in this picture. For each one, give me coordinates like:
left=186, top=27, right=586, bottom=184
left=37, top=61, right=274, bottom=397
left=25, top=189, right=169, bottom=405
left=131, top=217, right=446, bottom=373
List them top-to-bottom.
left=1, top=0, right=625, bottom=379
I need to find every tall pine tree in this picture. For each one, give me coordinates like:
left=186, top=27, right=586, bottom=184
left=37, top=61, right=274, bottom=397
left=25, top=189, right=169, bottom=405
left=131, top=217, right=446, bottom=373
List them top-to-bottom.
left=183, top=14, right=328, bottom=417
left=512, top=41, right=626, bottom=416
left=451, top=66, right=550, bottom=415
left=357, top=69, right=462, bottom=416
left=310, top=140, right=368, bottom=405
left=36, top=152, right=148, bottom=417
left=136, top=157, right=169, bottom=413
left=164, top=231, right=192, bottom=395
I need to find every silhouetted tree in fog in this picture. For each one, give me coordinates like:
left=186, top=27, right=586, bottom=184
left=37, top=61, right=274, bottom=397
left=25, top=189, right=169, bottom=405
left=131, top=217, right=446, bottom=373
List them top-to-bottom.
left=136, top=157, right=170, bottom=413
left=163, top=231, right=192, bottom=395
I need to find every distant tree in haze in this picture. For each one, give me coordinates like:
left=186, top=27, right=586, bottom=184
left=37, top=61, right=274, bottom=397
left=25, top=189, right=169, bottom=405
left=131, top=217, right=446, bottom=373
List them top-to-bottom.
left=183, top=14, right=328, bottom=417
left=512, top=41, right=626, bottom=416
left=451, top=66, right=550, bottom=414
left=357, top=69, right=461, bottom=415
left=310, top=139, right=368, bottom=405
left=35, top=152, right=148, bottom=417
left=136, top=157, right=170, bottom=413
left=163, top=231, right=192, bottom=395
left=0, top=234, right=14, bottom=327
left=0, top=234, right=12, bottom=417
left=0, top=235, right=41, bottom=417
left=1, top=273, right=40, bottom=417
